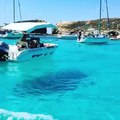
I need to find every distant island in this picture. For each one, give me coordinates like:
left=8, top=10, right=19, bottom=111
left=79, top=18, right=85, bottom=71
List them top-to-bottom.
left=55, top=18, right=120, bottom=34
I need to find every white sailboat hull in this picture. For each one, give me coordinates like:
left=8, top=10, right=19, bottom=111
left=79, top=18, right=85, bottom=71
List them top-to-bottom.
left=77, top=36, right=109, bottom=44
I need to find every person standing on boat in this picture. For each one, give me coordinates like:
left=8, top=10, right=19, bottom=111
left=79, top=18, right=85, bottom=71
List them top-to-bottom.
left=77, top=31, right=82, bottom=41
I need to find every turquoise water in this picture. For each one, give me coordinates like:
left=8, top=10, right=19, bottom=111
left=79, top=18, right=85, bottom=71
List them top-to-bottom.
left=0, top=38, right=120, bottom=120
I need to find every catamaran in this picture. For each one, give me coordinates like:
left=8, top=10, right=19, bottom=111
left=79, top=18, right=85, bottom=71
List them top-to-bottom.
left=0, top=0, right=57, bottom=40
left=77, top=0, right=110, bottom=44
left=0, top=22, right=57, bottom=39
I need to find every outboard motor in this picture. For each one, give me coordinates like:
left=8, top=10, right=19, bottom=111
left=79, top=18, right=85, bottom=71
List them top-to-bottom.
left=0, top=41, right=9, bottom=61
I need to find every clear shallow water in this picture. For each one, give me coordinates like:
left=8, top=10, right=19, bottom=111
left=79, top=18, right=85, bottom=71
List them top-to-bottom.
left=0, top=39, right=120, bottom=119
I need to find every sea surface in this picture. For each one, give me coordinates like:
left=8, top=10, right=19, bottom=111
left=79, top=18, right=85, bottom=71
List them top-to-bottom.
left=0, top=38, right=120, bottom=120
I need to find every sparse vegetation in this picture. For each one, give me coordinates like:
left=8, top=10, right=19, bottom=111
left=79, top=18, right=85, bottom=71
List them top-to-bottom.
left=57, top=18, right=120, bottom=34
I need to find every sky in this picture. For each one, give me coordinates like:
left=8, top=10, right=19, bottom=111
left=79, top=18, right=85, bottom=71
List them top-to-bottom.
left=0, top=0, right=120, bottom=25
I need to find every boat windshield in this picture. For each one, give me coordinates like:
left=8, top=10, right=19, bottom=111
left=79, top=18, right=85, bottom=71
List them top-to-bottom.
left=17, top=34, right=44, bottom=50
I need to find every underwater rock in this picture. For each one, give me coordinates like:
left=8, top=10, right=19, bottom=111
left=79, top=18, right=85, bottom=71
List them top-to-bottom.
left=14, top=69, right=87, bottom=96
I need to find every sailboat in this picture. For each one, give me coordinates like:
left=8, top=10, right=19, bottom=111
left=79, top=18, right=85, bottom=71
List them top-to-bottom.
left=0, top=0, right=23, bottom=39
left=77, top=0, right=110, bottom=44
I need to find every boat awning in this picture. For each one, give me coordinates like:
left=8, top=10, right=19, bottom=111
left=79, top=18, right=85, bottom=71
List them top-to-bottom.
left=2, top=22, right=56, bottom=33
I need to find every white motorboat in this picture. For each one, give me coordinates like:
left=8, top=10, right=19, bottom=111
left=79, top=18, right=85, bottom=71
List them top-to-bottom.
left=0, top=34, right=58, bottom=62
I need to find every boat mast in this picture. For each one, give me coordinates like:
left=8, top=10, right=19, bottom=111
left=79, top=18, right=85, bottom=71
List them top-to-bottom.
left=13, top=0, right=15, bottom=23
left=18, top=0, right=22, bottom=22
left=98, top=0, right=102, bottom=34
left=105, top=0, right=110, bottom=30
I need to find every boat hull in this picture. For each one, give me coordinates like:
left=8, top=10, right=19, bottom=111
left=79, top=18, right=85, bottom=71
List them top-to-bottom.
left=0, top=32, right=22, bottom=39
left=77, top=36, right=109, bottom=44
left=15, top=45, right=57, bottom=62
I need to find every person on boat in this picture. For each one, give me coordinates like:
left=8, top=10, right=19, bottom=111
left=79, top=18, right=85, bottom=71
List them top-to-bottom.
left=77, top=31, right=82, bottom=41
left=16, top=33, right=29, bottom=50
left=21, top=33, right=30, bottom=41
left=28, top=37, right=44, bottom=48
left=38, top=38, right=44, bottom=47
left=31, top=39, right=39, bottom=48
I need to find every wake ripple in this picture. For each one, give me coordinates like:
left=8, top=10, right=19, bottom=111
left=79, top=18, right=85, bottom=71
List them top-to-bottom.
left=0, top=109, right=57, bottom=120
